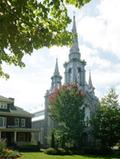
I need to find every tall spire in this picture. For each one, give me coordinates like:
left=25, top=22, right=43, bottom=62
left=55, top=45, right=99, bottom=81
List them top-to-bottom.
left=69, top=14, right=80, bottom=60
left=72, top=14, right=77, bottom=33
left=54, top=58, right=60, bottom=76
left=51, top=59, right=62, bottom=90
left=89, top=70, right=94, bottom=91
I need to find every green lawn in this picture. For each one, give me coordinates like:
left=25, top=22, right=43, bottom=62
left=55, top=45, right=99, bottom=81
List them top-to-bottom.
left=21, top=152, right=119, bottom=159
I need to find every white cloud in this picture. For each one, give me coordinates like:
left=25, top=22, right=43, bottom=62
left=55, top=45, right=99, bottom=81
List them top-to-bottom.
left=78, top=0, right=120, bottom=58
left=80, top=44, right=112, bottom=70
left=0, top=50, right=54, bottom=112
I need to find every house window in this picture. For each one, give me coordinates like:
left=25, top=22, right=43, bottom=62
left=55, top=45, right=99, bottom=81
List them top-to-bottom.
left=0, top=102, right=7, bottom=109
left=0, top=117, right=6, bottom=128
left=15, top=118, right=19, bottom=127
left=21, top=118, right=25, bottom=127
left=18, top=132, right=26, bottom=142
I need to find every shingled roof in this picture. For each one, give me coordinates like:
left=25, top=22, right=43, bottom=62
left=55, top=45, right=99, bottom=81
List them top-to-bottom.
left=0, top=95, right=32, bottom=117
left=0, top=95, right=13, bottom=103
left=9, top=106, right=32, bottom=117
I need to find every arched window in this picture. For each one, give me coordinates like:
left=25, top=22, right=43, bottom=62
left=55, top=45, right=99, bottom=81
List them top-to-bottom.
left=77, top=67, right=81, bottom=83
left=78, top=67, right=81, bottom=73
left=68, top=68, right=72, bottom=82
left=68, top=68, right=71, bottom=73
left=84, top=107, right=90, bottom=126
left=82, top=132, right=88, bottom=146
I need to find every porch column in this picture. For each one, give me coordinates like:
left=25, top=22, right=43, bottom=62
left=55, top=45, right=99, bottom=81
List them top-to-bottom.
left=38, top=130, right=41, bottom=142
left=0, top=131, right=1, bottom=139
left=14, top=131, right=17, bottom=143
left=31, top=132, right=34, bottom=142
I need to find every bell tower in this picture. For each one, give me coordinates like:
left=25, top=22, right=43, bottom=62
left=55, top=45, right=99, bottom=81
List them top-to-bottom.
left=64, top=15, right=86, bottom=88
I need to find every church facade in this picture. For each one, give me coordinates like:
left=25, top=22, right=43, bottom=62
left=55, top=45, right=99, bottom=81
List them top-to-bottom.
left=32, top=16, right=99, bottom=147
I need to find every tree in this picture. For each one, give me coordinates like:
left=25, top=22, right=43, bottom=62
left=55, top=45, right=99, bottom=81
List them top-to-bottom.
left=0, top=0, right=91, bottom=78
left=49, top=84, right=85, bottom=148
left=91, top=88, right=120, bottom=149
left=101, top=88, right=119, bottom=109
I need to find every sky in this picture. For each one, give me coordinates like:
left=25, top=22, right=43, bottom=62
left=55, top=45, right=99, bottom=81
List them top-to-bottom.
left=0, top=0, right=120, bottom=112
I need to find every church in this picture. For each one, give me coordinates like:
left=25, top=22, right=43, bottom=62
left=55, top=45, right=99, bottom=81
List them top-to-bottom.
left=32, top=15, right=99, bottom=147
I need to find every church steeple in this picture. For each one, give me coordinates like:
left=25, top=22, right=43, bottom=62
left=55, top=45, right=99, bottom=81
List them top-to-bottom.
left=64, top=15, right=86, bottom=88
left=69, top=15, right=80, bottom=61
left=51, top=59, right=62, bottom=90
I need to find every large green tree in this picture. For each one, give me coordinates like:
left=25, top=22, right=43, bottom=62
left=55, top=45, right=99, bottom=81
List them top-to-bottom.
left=0, top=0, right=91, bottom=78
left=49, top=84, right=85, bottom=148
left=91, top=88, right=120, bottom=149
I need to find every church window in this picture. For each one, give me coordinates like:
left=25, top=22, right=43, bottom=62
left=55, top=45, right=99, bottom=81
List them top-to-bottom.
left=77, top=67, right=81, bottom=83
left=78, top=67, right=81, bottom=73
left=68, top=68, right=72, bottom=82
left=68, top=68, right=71, bottom=73
left=84, top=107, right=90, bottom=126
left=85, top=116, right=90, bottom=127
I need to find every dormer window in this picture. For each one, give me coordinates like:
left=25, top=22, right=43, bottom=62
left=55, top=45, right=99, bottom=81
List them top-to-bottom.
left=0, top=102, right=7, bottom=109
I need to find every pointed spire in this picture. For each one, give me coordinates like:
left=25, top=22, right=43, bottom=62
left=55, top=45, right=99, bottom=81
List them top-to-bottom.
left=69, top=14, right=80, bottom=60
left=71, top=14, right=79, bottom=48
left=72, top=14, right=77, bottom=33
left=54, top=58, right=60, bottom=76
left=51, top=59, right=62, bottom=90
left=89, top=70, right=94, bottom=91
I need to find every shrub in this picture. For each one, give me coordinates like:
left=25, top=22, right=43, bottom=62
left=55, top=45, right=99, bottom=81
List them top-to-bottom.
left=0, top=139, right=6, bottom=152
left=16, top=143, right=40, bottom=152
left=80, top=146, right=112, bottom=155
left=44, top=148, right=57, bottom=155
left=44, top=148, right=73, bottom=155
left=57, top=148, right=66, bottom=155
left=1, top=149, right=21, bottom=158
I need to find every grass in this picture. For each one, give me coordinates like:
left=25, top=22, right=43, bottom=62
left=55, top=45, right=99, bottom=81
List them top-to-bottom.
left=21, top=152, right=120, bottom=159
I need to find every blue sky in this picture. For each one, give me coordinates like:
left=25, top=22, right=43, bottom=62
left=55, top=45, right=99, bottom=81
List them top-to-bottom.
left=0, top=0, right=120, bottom=112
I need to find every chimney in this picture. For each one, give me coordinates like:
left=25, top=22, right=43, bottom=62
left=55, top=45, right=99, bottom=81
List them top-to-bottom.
left=9, top=97, right=14, bottom=105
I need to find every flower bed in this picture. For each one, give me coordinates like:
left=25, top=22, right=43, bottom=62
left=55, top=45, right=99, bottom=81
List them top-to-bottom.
left=0, top=139, right=21, bottom=159
left=0, top=148, right=21, bottom=159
